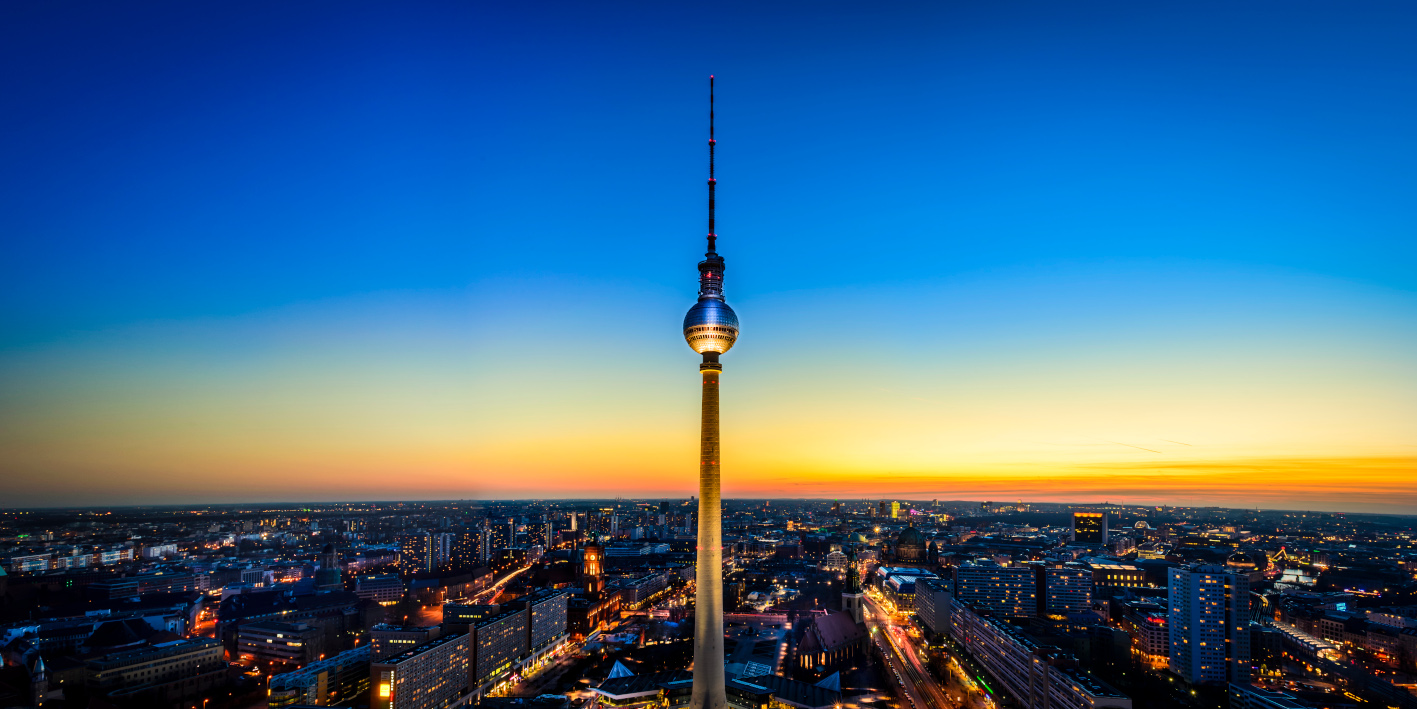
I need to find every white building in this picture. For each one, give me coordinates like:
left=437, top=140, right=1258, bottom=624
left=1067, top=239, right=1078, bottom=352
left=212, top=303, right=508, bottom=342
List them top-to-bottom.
left=1168, top=565, right=1250, bottom=685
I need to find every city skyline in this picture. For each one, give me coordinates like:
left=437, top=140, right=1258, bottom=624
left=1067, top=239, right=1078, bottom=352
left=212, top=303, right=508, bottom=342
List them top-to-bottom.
left=3, top=2, right=1416, bottom=512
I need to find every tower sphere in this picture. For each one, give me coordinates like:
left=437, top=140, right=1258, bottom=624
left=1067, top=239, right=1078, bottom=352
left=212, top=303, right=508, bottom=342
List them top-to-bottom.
left=683, top=298, right=739, bottom=354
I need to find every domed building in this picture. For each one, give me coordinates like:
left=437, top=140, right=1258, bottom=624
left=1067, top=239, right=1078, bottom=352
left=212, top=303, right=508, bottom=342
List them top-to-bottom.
left=895, top=525, right=925, bottom=564
left=1226, top=551, right=1257, bottom=572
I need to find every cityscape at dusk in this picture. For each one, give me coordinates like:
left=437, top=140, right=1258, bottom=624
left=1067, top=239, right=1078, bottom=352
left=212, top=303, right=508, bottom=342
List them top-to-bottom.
left=2, top=3, right=1417, bottom=709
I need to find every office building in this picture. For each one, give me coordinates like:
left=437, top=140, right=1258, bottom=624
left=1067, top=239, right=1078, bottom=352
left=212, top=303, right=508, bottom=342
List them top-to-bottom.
left=1072, top=513, right=1109, bottom=544
left=1082, top=560, right=1146, bottom=589
left=952, top=561, right=1036, bottom=617
left=1037, top=565, right=1093, bottom=616
left=1168, top=565, right=1250, bottom=685
left=355, top=574, right=404, bottom=605
left=915, top=577, right=953, bottom=635
left=236, top=621, right=324, bottom=666
left=370, top=624, right=441, bottom=661
left=372, top=633, right=471, bottom=709
left=86, top=637, right=225, bottom=706
left=268, top=645, right=371, bottom=707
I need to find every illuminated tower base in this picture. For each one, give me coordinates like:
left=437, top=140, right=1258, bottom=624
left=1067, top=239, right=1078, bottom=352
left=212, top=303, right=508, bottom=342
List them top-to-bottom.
left=691, top=353, right=727, bottom=709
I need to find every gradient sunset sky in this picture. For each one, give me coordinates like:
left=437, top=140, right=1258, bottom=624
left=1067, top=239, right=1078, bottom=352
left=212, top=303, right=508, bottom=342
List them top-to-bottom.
left=2, top=2, right=1415, bottom=511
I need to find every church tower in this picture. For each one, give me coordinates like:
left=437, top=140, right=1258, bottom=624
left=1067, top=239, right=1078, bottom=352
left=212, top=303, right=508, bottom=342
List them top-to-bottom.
left=841, top=545, right=865, bottom=624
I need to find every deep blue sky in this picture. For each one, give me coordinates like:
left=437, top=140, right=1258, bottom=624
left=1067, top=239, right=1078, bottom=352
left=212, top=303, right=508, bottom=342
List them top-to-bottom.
left=3, top=1, right=1415, bottom=345
left=4, top=2, right=1417, bottom=509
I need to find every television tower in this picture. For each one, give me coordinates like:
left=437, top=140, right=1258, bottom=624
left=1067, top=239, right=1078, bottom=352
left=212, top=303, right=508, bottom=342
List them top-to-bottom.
left=684, top=75, right=737, bottom=709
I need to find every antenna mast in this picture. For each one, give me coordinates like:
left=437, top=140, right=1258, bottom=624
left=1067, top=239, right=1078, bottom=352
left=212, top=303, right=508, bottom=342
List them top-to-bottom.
left=707, top=75, right=716, bottom=254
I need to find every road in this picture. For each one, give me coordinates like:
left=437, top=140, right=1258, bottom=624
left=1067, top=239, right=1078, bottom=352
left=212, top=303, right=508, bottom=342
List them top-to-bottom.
left=409, top=564, right=536, bottom=626
left=863, top=592, right=988, bottom=709
left=862, top=593, right=939, bottom=709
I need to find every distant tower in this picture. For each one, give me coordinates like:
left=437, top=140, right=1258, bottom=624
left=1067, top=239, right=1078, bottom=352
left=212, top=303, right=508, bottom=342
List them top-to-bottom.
left=685, top=76, right=738, bottom=709
left=478, top=518, right=493, bottom=563
left=582, top=543, right=604, bottom=594
left=315, top=544, right=342, bottom=591
left=841, top=545, right=864, bottom=624
left=30, top=655, right=49, bottom=707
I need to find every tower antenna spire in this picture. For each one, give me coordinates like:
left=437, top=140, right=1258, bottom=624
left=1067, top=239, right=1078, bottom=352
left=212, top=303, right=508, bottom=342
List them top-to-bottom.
left=707, top=75, right=716, bottom=254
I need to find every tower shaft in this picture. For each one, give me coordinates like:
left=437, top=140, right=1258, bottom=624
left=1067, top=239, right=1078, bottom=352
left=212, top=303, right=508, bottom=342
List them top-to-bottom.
left=691, top=360, right=727, bottom=709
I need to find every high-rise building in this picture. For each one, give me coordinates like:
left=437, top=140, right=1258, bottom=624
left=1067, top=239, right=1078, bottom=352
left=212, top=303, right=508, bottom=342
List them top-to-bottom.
left=683, top=76, right=738, bottom=709
left=890, top=501, right=901, bottom=519
left=1072, top=512, right=1109, bottom=544
left=481, top=518, right=510, bottom=550
left=478, top=519, right=494, bottom=563
left=449, top=530, right=480, bottom=571
left=432, top=532, right=455, bottom=570
left=397, top=533, right=434, bottom=575
left=952, top=561, right=1036, bottom=617
left=1037, top=565, right=1093, bottom=617
left=1168, top=565, right=1250, bottom=685
left=915, top=578, right=953, bottom=635
left=506, top=589, right=569, bottom=654
left=469, top=609, right=528, bottom=694
left=372, top=633, right=470, bottom=709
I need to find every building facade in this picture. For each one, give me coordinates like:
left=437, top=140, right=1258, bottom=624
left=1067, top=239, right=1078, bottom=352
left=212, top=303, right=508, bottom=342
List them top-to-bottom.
left=1072, top=513, right=1109, bottom=544
left=953, top=562, right=1036, bottom=618
left=1038, top=565, right=1093, bottom=617
left=1168, top=565, right=1250, bottom=685
left=948, top=600, right=1132, bottom=709
left=471, top=608, right=529, bottom=692
left=236, top=621, right=324, bottom=666
left=370, top=624, right=441, bottom=661
left=372, top=633, right=471, bottom=709
left=268, top=645, right=371, bottom=707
